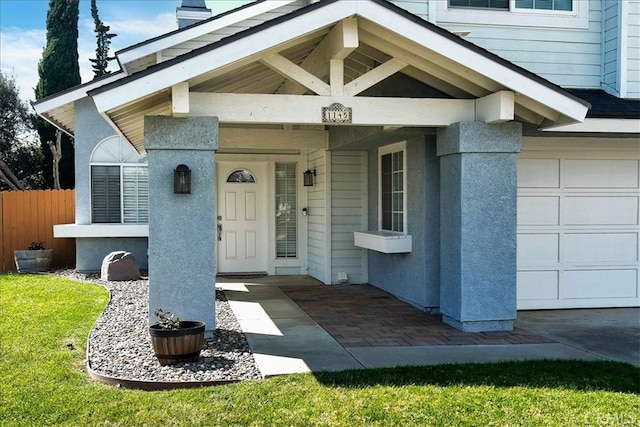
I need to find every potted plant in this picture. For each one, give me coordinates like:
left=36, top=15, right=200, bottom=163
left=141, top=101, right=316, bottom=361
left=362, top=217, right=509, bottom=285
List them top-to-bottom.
left=14, top=241, right=53, bottom=273
left=148, top=308, right=205, bottom=366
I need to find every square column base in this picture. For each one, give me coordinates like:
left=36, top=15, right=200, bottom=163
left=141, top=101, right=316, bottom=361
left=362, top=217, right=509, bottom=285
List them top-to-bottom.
left=443, top=315, right=514, bottom=332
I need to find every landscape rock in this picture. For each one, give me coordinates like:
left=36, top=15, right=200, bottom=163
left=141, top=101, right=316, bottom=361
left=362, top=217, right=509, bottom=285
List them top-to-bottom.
left=100, top=251, right=141, bottom=281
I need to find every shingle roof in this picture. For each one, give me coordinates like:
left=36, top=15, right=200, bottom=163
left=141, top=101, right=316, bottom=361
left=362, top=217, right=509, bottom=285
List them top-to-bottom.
left=568, top=89, right=640, bottom=119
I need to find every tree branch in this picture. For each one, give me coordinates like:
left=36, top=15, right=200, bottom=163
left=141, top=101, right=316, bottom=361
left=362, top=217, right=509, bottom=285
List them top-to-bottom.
left=48, top=130, right=62, bottom=190
left=0, top=157, right=26, bottom=190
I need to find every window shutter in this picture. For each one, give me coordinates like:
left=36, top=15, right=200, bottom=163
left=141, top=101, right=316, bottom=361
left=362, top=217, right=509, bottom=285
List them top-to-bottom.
left=275, top=163, right=297, bottom=258
left=92, top=166, right=121, bottom=223
left=122, top=166, right=149, bottom=223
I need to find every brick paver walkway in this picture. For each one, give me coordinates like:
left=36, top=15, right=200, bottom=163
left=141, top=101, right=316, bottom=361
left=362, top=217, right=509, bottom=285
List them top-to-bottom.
left=282, top=284, right=554, bottom=347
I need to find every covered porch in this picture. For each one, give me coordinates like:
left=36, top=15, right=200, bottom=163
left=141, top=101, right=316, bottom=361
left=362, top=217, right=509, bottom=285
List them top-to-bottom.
left=76, top=1, right=587, bottom=334
left=217, top=275, right=625, bottom=377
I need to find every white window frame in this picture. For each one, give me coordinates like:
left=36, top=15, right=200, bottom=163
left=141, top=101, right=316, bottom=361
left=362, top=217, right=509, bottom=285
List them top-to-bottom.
left=437, top=0, right=588, bottom=29
left=90, top=135, right=148, bottom=225
left=378, top=141, right=407, bottom=234
left=275, top=162, right=298, bottom=259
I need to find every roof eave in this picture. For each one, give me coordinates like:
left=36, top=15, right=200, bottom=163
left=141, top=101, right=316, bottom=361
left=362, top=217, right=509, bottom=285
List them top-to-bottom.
left=116, top=0, right=298, bottom=72
left=32, top=72, right=125, bottom=136
left=32, top=72, right=124, bottom=114
left=541, top=118, right=640, bottom=133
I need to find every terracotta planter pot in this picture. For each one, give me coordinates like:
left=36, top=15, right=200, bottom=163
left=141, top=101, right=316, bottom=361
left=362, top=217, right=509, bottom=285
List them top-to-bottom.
left=14, top=249, right=53, bottom=273
left=149, top=321, right=205, bottom=366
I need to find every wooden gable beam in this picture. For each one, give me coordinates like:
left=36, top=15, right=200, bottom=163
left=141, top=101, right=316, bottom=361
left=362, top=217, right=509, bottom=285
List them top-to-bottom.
left=282, top=17, right=359, bottom=95
left=359, top=28, right=496, bottom=97
left=262, top=54, right=331, bottom=95
left=343, top=58, right=407, bottom=97
left=171, top=82, right=189, bottom=117
left=475, top=91, right=514, bottom=124
left=190, top=92, right=476, bottom=126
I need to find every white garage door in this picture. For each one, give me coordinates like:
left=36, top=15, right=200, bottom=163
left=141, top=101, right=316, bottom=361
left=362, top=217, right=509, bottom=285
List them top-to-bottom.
left=517, top=140, right=640, bottom=310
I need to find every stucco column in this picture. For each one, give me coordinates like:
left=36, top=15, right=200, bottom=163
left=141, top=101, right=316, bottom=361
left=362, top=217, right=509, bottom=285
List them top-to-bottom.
left=144, top=116, right=219, bottom=336
left=437, top=121, right=521, bottom=332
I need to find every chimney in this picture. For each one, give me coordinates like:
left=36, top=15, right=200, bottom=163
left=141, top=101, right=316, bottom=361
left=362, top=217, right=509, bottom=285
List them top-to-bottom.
left=176, top=0, right=212, bottom=29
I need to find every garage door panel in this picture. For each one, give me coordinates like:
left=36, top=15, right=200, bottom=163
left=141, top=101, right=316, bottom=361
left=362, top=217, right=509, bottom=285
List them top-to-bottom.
left=518, top=148, right=639, bottom=310
left=518, top=159, right=560, bottom=188
left=564, top=159, right=639, bottom=188
left=564, top=196, right=639, bottom=225
left=518, top=197, right=559, bottom=225
left=563, top=233, right=638, bottom=263
left=517, top=234, right=559, bottom=263
left=564, top=270, right=638, bottom=299
left=517, top=271, right=559, bottom=300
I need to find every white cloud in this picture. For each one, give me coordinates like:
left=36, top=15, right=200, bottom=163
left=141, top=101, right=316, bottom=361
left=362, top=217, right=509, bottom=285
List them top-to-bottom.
left=1, top=0, right=248, bottom=104
left=2, top=6, right=178, bottom=104
left=78, top=11, right=177, bottom=82
left=103, top=12, right=178, bottom=49
left=0, top=28, right=45, bottom=103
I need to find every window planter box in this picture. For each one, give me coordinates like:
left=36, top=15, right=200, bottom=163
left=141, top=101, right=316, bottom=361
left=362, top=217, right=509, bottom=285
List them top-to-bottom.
left=354, top=231, right=412, bottom=254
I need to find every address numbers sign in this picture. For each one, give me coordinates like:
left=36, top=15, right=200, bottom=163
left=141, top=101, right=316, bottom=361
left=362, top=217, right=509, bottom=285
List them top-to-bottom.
left=322, top=103, right=352, bottom=123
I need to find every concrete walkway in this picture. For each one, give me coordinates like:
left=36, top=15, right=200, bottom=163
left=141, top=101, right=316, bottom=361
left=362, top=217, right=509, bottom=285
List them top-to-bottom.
left=218, top=277, right=640, bottom=377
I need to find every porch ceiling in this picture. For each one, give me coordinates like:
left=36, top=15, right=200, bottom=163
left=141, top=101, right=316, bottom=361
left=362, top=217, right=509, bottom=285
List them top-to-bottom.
left=88, top=0, right=588, bottom=153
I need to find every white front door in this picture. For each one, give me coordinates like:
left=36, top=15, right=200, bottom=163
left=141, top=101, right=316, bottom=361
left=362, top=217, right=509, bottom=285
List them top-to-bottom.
left=217, top=162, right=268, bottom=273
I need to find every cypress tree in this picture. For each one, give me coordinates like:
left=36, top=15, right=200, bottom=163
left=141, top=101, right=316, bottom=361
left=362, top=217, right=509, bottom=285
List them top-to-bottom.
left=35, top=0, right=81, bottom=189
left=89, top=0, right=117, bottom=77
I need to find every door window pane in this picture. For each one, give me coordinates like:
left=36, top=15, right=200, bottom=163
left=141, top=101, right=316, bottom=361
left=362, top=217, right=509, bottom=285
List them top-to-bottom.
left=276, top=163, right=297, bottom=258
left=227, top=169, right=256, bottom=183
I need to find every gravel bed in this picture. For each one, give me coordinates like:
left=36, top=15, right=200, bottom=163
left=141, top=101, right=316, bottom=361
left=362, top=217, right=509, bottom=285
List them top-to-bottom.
left=53, top=270, right=262, bottom=383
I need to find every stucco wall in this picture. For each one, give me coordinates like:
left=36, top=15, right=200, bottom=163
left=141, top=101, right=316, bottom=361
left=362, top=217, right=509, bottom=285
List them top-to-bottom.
left=74, top=97, right=118, bottom=225
left=72, top=98, right=148, bottom=272
left=145, top=116, right=218, bottom=333
left=366, top=135, right=441, bottom=311
left=76, top=238, right=148, bottom=273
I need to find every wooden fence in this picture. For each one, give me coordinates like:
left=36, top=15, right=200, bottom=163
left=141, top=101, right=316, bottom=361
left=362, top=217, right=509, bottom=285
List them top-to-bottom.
left=1, top=190, right=75, bottom=271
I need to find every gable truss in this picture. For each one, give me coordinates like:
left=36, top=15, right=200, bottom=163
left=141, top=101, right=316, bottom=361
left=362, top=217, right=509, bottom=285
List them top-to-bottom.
left=88, top=0, right=587, bottom=151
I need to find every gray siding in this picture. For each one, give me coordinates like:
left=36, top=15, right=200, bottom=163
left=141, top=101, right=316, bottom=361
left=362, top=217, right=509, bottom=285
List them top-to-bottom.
left=391, top=0, right=430, bottom=19
left=602, top=0, right=620, bottom=94
left=628, top=0, right=640, bottom=98
left=437, top=1, right=604, bottom=89
left=307, top=148, right=328, bottom=283
left=330, top=151, right=367, bottom=284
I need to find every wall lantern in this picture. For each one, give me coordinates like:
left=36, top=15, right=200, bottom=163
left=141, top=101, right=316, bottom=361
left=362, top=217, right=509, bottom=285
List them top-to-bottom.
left=174, top=164, right=191, bottom=194
left=303, top=169, right=316, bottom=187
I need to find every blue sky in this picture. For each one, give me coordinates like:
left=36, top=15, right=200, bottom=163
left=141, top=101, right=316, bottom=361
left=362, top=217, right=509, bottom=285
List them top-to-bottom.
left=1, top=0, right=251, bottom=102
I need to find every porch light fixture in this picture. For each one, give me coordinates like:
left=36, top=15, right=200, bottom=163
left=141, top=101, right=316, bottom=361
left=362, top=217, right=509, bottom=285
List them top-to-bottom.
left=174, top=164, right=191, bottom=194
left=303, top=169, right=316, bottom=187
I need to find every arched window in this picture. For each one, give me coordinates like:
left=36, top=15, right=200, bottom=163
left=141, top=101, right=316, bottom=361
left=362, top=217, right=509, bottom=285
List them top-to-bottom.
left=90, top=136, right=148, bottom=223
left=226, top=169, right=256, bottom=183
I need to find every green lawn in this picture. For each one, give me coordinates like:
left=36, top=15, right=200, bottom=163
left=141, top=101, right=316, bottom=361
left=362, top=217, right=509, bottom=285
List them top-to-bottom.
left=1, top=274, right=638, bottom=427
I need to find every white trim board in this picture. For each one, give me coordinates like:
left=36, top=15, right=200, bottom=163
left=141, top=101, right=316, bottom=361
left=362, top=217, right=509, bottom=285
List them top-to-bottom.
left=542, top=118, right=640, bottom=133
left=54, top=224, right=149, bottom=238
